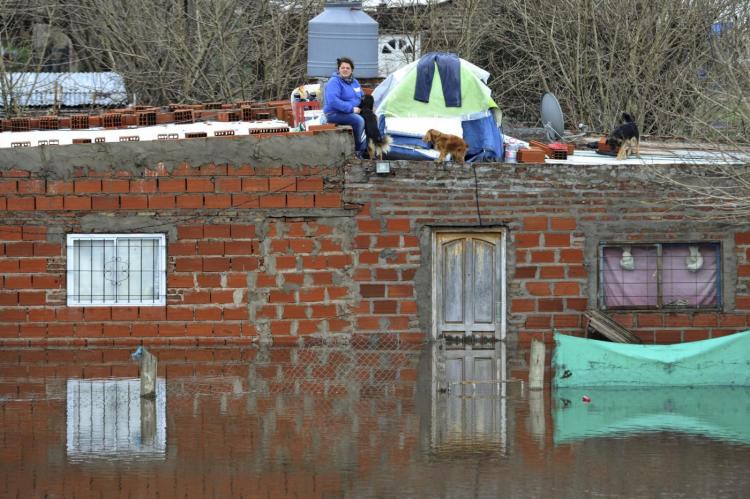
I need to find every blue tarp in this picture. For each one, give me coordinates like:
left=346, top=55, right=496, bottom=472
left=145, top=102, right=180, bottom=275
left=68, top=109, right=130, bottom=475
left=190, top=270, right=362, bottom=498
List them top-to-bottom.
left=463, top=115, right=504, bottom=162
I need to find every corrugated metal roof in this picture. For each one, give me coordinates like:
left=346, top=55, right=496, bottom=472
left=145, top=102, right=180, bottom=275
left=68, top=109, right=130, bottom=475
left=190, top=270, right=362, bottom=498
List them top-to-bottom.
left=0, top=72, right=128, bottom=108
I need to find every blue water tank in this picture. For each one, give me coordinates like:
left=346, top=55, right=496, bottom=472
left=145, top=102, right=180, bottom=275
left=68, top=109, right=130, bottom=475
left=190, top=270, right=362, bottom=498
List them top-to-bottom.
left=307, top=1, right=379, bottom=78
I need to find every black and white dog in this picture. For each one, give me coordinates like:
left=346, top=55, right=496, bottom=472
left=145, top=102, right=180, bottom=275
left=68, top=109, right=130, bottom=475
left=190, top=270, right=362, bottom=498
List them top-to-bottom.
left=359, top=94, right=392, bottom=160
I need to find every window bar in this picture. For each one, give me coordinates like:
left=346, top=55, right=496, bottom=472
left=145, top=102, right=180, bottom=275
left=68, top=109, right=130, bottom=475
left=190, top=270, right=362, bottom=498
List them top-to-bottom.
left=150, top=237, right=155, bottom=302
left=125, top=238, right=131, bottom=304
left=139, top=238, right=144, bottom=303
left=153, top=238, right=159, bottom=302
left=105, top=239, right=111, bottom=304
left=151, top=239, right=160, bottom=302
left=76, top=240, right=81, bottom=303
left=93, top=240, right=98, bottom=304
left=655, top=244, right=662, bottom=309
left=715, top=244, right=723, bottom=308
left=598, top=245, right=606, bottom=309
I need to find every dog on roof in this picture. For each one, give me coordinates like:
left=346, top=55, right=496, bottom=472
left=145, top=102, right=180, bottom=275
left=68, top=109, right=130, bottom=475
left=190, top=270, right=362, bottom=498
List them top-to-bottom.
left=358, top=94, right=392, bottom=160
left=607, top=112, right=641, bottom=160
left=422, top=129, right=468, bottom=164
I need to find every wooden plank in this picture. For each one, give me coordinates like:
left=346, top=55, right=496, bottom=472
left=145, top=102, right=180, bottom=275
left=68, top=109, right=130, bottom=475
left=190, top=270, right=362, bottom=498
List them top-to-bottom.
left=584, top=310, right=641, bottom=344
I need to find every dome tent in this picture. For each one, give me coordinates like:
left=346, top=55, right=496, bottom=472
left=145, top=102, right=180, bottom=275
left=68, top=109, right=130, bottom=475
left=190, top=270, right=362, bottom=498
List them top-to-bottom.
left=372, top=52, right=503, bottom=162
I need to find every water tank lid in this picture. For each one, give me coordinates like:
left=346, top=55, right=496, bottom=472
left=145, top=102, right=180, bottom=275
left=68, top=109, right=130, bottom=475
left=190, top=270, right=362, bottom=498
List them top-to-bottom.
left=325, top=1, right=362, bottom=7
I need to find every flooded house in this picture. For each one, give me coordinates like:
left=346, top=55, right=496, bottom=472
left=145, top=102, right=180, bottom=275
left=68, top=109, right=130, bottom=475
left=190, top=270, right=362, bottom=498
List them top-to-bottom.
left=2, top=2, right=750, bottom=496
left=0, top=111, right=749, bottom=363
left=1, top=116, right=750, bottom=496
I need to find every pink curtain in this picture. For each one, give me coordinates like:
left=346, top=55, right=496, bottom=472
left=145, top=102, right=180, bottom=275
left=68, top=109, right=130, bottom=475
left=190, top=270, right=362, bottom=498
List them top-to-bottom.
left=602, top=244, right=718, bottom=308
left=662, top=244, right=718, bottom=306
left=603, top=246, right=658, bottom=307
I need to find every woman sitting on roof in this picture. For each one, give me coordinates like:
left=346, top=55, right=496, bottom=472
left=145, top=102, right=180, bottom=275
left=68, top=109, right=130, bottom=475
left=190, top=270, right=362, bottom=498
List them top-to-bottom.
left=323, top=57, right=367, bottom=158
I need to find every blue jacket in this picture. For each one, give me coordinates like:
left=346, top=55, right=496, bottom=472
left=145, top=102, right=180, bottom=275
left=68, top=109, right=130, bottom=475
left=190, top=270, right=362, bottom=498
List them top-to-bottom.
left=323, top=72, right=363, bottom=114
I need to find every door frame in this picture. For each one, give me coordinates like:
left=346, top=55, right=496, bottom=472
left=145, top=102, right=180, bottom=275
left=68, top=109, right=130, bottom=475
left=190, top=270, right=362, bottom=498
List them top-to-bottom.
left=431, top=228, right=507, bottom=341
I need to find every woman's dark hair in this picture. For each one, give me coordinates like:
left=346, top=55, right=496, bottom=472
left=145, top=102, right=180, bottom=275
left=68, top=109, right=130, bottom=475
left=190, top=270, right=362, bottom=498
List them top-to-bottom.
left=336, top=57, right=354, bottom=70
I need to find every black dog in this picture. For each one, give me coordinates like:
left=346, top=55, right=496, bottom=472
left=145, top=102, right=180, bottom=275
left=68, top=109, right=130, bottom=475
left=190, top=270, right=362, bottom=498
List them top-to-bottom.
left=359, top=94, right=392, bottom=160
left=607, top=112, right=640, bottom=160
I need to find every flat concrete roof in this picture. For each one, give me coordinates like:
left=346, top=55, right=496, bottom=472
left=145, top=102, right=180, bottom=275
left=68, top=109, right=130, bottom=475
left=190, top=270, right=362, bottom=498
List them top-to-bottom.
left=546, top=147, right=750, bottom=166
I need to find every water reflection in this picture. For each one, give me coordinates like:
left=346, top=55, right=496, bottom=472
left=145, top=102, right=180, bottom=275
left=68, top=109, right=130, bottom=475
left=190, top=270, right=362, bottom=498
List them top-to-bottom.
left=426, top=342, right=509, bottom=456
left=3, top=345, right=750, bottom=498
left=66, top=378, right=167, bottom=461
left=554, top=386, right=750, bottom=445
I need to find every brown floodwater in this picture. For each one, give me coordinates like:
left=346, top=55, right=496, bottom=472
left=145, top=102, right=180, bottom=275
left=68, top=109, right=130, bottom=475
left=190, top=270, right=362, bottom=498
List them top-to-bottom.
left=2, top=342, right=750, bottom=498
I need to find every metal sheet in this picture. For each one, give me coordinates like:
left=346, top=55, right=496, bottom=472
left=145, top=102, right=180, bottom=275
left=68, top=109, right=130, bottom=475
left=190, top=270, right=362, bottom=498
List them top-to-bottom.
left=1, top=72, right=127, bottom=107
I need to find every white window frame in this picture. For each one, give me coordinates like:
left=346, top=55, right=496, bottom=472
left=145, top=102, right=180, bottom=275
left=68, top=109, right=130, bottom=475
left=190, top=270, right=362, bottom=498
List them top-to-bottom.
left=66, top=233, right=167, bottom=307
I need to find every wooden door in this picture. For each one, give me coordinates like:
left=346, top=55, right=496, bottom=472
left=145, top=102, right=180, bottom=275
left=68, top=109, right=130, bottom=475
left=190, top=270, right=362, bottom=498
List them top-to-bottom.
left=433, top=231, right=505, bottom=340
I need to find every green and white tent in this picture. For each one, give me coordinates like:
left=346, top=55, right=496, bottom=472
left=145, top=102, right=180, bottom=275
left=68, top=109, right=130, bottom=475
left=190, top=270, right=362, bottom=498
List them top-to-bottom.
left=372, top=52, right=504, bottom=162
left=374, top=55, right=499, bottom=119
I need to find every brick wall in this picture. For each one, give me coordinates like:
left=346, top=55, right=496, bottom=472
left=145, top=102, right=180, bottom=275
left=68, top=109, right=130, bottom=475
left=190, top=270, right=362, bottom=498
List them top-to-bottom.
left=0, top=132, right=355, bottom=347
left=1, top=136, right=750, bottom=356
left=0, top=160, right=349, bottom=346
left=344, top=161, right=750, bottom=353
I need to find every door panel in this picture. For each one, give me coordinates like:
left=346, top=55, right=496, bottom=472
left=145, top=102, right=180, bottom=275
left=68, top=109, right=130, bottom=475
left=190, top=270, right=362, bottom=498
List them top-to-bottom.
left=435, top=232, right=505, bottom=340
left=472, top=239, right=495, bottom=324
left=443, top=240, right=465, bottom=324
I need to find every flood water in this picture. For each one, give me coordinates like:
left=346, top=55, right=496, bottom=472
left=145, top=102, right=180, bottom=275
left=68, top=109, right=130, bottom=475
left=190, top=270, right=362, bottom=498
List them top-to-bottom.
left=2, top=342, right=750, bottom=498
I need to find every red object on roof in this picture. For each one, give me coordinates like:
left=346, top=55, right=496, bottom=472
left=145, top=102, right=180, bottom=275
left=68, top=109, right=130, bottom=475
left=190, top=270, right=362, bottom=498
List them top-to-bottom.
left=292, top=100, right=321, bottom=128
left=548, top=142, right=568, bottom=160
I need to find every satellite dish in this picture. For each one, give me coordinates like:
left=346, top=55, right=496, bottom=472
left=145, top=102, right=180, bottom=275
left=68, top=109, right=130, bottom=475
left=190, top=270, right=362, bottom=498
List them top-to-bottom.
left=540, top=92, right=588, bottom=142
left=541, top=92, right=564, bottom=141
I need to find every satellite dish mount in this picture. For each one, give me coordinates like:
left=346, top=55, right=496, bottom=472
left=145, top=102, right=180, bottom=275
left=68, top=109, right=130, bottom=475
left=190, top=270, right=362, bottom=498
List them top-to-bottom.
left=540, top=93, right=587, bottom=142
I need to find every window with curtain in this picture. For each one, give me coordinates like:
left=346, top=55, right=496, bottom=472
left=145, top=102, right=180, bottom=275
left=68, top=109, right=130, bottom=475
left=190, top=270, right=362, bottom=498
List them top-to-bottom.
left=66, top=234, right=166, bottom=306
left=599, top=242, right=721, bottom=310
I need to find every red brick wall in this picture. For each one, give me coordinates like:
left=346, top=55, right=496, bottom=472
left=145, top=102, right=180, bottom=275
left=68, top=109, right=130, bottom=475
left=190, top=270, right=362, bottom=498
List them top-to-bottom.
left=1, top=141, right=749, bottom=352
left=0, top=157, right=347, bottom=346
left=343, top=162, right=750, bottom=352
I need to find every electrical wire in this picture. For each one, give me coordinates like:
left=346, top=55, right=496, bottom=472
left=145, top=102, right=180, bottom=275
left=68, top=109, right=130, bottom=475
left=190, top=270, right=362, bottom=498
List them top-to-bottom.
left=471, top=164, right=483, bottom=226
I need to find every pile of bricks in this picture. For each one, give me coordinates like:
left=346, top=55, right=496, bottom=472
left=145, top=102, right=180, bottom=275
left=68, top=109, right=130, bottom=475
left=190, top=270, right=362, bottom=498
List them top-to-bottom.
left=0, top=100, right=300, bottom=133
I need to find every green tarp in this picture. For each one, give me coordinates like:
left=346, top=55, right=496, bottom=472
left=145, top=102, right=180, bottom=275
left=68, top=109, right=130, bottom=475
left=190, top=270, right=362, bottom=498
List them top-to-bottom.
left=553, top=331, right=750, bottom=388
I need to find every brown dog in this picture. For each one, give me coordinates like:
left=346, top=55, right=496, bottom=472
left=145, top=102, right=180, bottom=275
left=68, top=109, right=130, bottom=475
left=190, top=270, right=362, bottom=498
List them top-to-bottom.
left=422, top=129, right=468, bottom=164
left=616, top=136, right=640, bottom=160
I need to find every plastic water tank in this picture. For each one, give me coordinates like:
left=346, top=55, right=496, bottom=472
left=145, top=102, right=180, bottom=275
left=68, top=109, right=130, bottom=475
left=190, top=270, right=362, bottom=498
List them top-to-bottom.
left=307, top=1, right=379, bottom=78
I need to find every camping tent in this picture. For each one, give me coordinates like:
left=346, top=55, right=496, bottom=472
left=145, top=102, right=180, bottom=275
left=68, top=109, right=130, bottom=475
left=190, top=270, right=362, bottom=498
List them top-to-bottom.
left=372, top=52, right=503, bottom=162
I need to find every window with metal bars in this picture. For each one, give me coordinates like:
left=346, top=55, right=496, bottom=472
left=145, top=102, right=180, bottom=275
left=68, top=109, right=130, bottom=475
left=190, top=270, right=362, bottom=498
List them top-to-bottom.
left=66, top=234, right=166, bottom=306
left=598, top=242, right=721, bottom=310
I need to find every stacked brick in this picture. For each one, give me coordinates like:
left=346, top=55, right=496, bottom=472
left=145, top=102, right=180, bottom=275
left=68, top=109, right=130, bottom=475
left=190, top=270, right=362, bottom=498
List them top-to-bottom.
left=0, top=100, right=298, bottom=133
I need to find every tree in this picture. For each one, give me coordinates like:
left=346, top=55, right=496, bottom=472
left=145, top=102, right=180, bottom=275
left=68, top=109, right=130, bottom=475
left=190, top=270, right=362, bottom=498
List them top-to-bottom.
left=68, top=0, right=318, bottom=105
